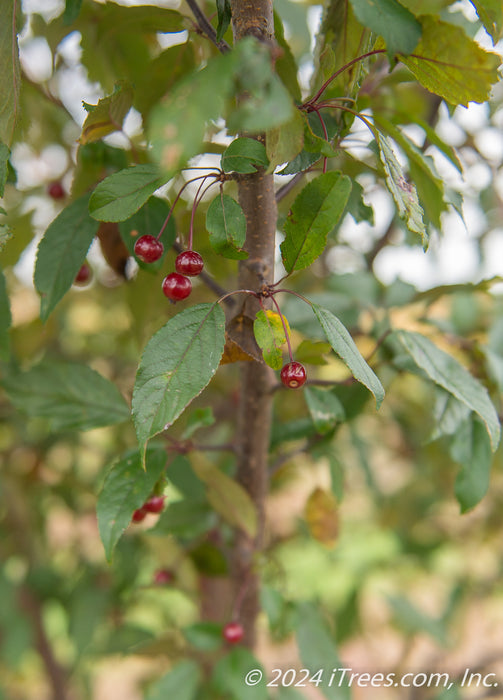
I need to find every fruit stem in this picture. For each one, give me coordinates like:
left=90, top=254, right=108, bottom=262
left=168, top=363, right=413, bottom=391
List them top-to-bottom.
left=302, top=49, right=386, bottom=107
left=310, top=105, right=329, bottom=174
left=156, top=173, right=215, bottom=242
left=188, top=175, right=219, bottom=250
left=269, top=294, right=294, bottom=362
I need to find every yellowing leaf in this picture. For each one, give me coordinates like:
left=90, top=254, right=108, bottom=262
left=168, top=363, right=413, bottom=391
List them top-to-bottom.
left=400, top=17, right=501, bottom=106
left=79, top=81, right=134, bottom=145
left=253, top=310, right=290, bottom=370
left=305, top=488, right=339, bottom=548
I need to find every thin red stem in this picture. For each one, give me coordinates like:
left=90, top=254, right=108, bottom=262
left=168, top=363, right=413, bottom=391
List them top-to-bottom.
left=303, top=49, right=386, bottom=107
left=310, top=105, right=329, bottom=174
left=155, top=174, right=211, bottom=241
left=188, top=176, right=220, bottom=249
left=269, top=294, right=294, bottom=363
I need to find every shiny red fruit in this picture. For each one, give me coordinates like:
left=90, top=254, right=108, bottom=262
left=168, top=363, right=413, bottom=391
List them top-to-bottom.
left=47, top=182, right=65, bottom=200
left=134, top=235, right=164, bottom=263
left=175, top=251, right=204, bottom=276
left=74, top=263, right=91, bottom=285
left=162, top=272, right=192, bottom=301
left=280, top=361, right=307, bottom=389
left=143, top=495, right=165, bottom=514
left=132, top=507, right=147, bottom=523
left=154, top=569, right=174, bottom=585
left=223, top=621, right=244, bottom=644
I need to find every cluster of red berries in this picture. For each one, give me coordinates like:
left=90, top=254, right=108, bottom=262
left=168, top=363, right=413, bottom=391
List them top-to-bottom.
left=133, top=234, right=204, bottom=303
left=131, top=494, right=165, bottom=523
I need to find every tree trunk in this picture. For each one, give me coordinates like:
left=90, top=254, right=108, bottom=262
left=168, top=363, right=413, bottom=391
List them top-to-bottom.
left=229, top=0, right=277, bottom=648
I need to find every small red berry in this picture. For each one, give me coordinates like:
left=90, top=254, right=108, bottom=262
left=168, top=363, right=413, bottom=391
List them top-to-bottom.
left=47, top=182, right=65, bottom=200
left=134, top=235, right=164, bottom=263
left=175, top=251, right=204, bottom=276
left=74, top=263, right=91, bottom=285
left=162, top=272, right=192, bottom=302
left=280, top=361, right=307, bottom=389
left=143, top=495, right=165, bottom=514
left=132, top=507, right=147, bottom=523
left=153, top=569, right=174, bottom=585
left=223, top=621, right=244, bottom=644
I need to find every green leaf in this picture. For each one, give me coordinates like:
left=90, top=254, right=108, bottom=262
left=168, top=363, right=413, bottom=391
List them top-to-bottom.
left=0, top=0, right=20, bottom=144
left=63, top=0, right=83, bottom=24
left=216, top=0, right=231, bottom=42
left=348, top=0, right=421, bottom=58
left=470, top=0, right=503, bottom=41
left=273, top=12, right=302, bottom=102
left=400, top=17, right=501, bottom=106
left=228, top=39, right=295, bottom=133
left=134, top=43, right=196, bottom=123
left=149, top=49, right=237, bottom=176
left=79, top=81, right=134, bottom=145
left=266, top=110, right=305, bottom=173
left=375, top=116, right=447, bottom=229
left=377, top=131, right=428, bottom=249
left=221, top=137, right=269, bottom=174
left=0, top=142, right=9, bottom=197
left=89, top=164, right=166, bottom=222
left=281, top=172, right=352, bottom=274
left=344, top=179, right=374, bottom=225
left=206, top=193, right=248, bottom=260
left=34, top=194, right=99, bottom=322
left=118, top=197, right=176, bottom=273
left=0, top=266, right=11, bottom=361
left=132, top=304, right=226, bottom=460
left=312, top=304, right=385, bottom=409
left=253, top=310, right=289, bottom=370
left=396, top=330, right=500, bottom=450
left=1, top=358, right=130, bottom=432
left=304, top=387, right=345, bottom=434
left=182, top=406, right=215, bottom=439
left=452, top=416, right=492, bottom=512
left=97, top=447, right=167, bottom=562
left=191, top=458, right=258, bottom=538
left=153, top=500, right=215, bottom=539
left=387, top=595, right=448, bottom=644
left=297, top=602, right=349, bottom=700
left=183, top=622, right=223, bottom=652
left=212, top=648, right=268, bottom=700
left=146, top=660, right=201, bottom=700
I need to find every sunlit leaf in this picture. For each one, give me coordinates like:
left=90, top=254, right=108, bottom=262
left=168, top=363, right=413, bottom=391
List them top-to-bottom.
left=0, top=0, right=20, bottom=145
left=349, top=0, right=421, bottom=58
left=469, top=0, right=503, bottom=42
left=400, top=17, right=501, bottom=106
left=79, top=81, right=134, bottom=145
left=266, top=110, right=305, bottom=173
left=377, top=131, right=428, bottom=249
left=89, top=164, right=166, bottom=222
left=281, top=172, right=352, bottom=273
left=206, top=193, right=248, bottom=260
left=34, top=194, right=99, bottom=322
left=132, top=304, right=226, bottom=460
left=312, top=304, right=385, bottom=408
left=253, top=310, right=289, bottom=370
left=396, top=330, right=500, bottom=450
left=1, top=358, right=130, bottom=432
left=452, top=416, right=492, bottom=512
left=97, top=447, right=168, bottom=562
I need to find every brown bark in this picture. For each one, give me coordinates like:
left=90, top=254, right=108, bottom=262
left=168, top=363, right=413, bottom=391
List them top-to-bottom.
left=229, top=0, right=277, bottom=649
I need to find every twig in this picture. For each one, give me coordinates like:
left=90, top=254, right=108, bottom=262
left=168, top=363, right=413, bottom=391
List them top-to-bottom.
left=185, top=0, right=231, bottom=53
left=275, top=171, right=306, bottom=202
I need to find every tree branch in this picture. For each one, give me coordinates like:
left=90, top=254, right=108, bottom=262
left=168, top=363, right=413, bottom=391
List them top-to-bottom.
left=185, top=0, right=231, bottom=53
